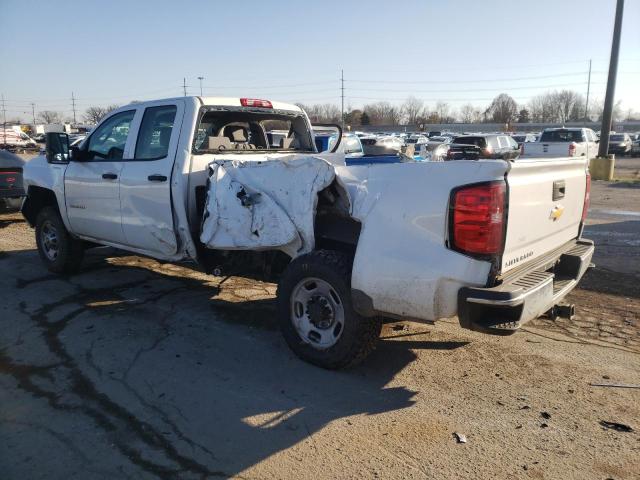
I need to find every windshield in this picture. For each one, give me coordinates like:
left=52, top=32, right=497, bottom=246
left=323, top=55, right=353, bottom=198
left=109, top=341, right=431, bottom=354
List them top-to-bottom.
left=193, top=108, right=314, bottom=153
left=610, top=134, right=625, bottom=141
left=512, top=135, right=525, bottom=142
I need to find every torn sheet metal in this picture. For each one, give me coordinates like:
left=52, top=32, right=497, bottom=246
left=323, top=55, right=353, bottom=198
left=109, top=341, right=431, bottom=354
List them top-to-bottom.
left=200, top=155, right=335, bottom=257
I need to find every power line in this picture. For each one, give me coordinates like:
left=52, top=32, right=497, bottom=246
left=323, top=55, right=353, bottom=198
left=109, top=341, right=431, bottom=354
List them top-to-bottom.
left=346, top=71, right=610, bottom=85
left=344, top=81, right=601, bottom=94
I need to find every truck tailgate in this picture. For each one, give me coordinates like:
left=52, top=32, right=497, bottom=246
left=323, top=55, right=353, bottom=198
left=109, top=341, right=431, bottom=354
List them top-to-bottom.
left=522, top=143, right=571, bottom=157
left=501, top=158, right=588, bottom=274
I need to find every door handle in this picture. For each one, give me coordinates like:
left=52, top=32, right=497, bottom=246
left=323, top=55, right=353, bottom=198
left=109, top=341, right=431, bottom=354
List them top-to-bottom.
left=102, top=173, right=118, bottom=180
left=148, top=174, right=167, bottom=182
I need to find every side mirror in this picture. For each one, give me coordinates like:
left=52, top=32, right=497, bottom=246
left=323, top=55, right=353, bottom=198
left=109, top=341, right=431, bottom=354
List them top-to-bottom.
left=45, top=132, right=70, bottom=164
left=70, top=145, right=88, bottom=161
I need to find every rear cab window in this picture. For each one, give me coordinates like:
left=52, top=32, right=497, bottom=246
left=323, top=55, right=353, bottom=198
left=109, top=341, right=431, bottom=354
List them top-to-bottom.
left=193, top=107, right=313, bottom=154
left=540, top=130, right=585, bottom=142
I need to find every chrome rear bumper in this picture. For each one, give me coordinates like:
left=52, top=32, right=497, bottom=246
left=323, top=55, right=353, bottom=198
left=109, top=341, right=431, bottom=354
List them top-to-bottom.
left=458, top=239, right=594, bottom=334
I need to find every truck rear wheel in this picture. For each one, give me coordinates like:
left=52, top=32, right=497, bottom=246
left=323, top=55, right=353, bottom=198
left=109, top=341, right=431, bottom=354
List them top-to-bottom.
left=35, top=206, right=84, bottom=274
left=277, top=250, right=382, bottom=369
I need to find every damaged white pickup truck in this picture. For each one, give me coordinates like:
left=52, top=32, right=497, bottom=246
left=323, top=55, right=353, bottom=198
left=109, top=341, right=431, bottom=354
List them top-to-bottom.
left=22, top=96, right=594, bottom=368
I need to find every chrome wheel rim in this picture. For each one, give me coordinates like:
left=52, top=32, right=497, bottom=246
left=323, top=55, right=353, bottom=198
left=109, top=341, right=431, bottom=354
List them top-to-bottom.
left=41, top=221, right=59, bottom=261
left=290, top=277, right=345, bottom=349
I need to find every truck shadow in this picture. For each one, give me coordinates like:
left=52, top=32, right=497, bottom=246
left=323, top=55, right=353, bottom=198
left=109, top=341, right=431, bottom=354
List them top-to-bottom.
left=581, top=220, right=640, bottom=298
left=0, top=247, right=462, bottom=478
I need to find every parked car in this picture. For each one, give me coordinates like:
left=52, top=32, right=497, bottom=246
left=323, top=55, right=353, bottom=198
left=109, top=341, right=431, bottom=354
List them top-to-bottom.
left=22, top=96, right=593, bottom=369
left=1, top=128, right=38, bottom=150
left=522, top=128, right=598, bottom=159
left=313, top=131, right=364, bottom=159
left=427, top=131, right=441, bottom=138
left=607, top=133, right=632, bottom=156
left=405, top=134, right=428, bottom=145
left=447, top=134, right=520, bottom=160
left=359, top=135, right=404, bottom=156
left=428, top=136, right=452, bottom=144
left=631, top=138, right=640, bottom=156
left=414, top=141, right=449, bottom=162
left=0, top=150, right=26, bottom=210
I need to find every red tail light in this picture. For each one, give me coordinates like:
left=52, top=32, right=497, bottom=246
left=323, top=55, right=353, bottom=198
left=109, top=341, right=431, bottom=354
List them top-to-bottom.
left=240, top=98, right=273, bottom=108
left=568, top=142, right=577, bottom=156
left=581, top=172, right=591, bottom=222
left=450, top=182, right=506, bottom=256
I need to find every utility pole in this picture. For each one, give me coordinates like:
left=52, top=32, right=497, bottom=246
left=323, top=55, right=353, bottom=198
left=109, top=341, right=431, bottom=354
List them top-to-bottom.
left=598, top=0, right=624, bottom=158
left=584, top=59, right=592, bottom=125
left=340, top=69, right=345, bottom=130
left=197, top=76, right=204, bottom=96
left=183, top=78, right=187, bottom=96
left=71, top=92, right=77, bottom=124
left=1, top=94, right=6, bottom=145
left=31, top=103, right=36, bottom=124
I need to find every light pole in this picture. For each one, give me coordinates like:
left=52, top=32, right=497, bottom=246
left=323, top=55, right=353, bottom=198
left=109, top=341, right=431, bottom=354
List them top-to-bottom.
left=598, top=0, right=624, bottom=158
left=197, top=76, right=204, bottom=97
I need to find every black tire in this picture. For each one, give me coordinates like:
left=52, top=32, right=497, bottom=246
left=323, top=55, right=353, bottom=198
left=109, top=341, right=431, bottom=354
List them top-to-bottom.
left=35, top=206, right=84, bottom=273
left=277, top=250, right=382, bottom=369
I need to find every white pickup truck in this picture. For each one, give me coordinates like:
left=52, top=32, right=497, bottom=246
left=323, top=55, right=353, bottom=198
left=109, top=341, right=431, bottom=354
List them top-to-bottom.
left=21, top=96, right=594, bottom=369
left=522, top=127, right=599, bottom=159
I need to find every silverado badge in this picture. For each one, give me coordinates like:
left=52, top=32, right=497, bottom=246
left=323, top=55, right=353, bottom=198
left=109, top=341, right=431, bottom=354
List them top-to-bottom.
left=549, top=205, right=565, bottom=221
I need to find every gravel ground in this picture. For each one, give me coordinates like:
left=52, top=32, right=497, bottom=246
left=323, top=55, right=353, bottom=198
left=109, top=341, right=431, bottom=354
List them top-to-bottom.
left=0, top=160, right=638, bottom=479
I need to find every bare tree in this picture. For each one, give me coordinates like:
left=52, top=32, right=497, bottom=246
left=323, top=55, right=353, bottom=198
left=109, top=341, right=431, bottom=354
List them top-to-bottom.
left=551, top=90, right=585, bottom=123
left=487, top=93, right=518, bottom=124
left=402, top=96, right=423, bottom=125
left=591, top=98, right=623, bottom=122
left=434, top=101, right=450, bottom=123
left=362, top=102, right=386, bottom=125
left=83, top=104, right=121, bottom=124
left=320, top=104, right=341, bottom=123
left=459, top=104, right=476, bottom=123
left=386, top=105, right=402, bottom=125
left=84, top=106, right=107, bottom=124
left=37, top=110, right=62, bottom=124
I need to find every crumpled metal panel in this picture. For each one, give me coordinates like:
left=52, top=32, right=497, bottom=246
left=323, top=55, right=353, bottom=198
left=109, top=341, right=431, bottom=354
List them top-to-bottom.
left=200, top=155, right=335, bottom=258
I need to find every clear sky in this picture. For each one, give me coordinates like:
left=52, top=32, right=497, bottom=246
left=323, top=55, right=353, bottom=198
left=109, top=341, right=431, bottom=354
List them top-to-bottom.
left=1, top=0, right=638, bottom=121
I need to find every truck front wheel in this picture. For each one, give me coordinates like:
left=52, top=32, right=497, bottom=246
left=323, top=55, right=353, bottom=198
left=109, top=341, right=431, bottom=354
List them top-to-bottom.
left=35, top=206, right=84, bottom=273
left=277, top=250, right=382, bottom=369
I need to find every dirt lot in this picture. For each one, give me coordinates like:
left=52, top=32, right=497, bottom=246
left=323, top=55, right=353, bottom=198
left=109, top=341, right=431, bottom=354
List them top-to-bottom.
left=0, top=159, right=639, bottom=479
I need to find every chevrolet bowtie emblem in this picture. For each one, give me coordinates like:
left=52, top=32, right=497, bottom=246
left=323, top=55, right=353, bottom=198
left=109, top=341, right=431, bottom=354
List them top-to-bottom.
left=550, top=205, right=565, bottom=221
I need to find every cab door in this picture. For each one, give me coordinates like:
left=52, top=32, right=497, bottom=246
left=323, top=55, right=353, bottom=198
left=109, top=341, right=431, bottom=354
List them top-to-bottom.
left=119, top=100, right=185, bottom=256
left=64, top=109, right=138, bottom=244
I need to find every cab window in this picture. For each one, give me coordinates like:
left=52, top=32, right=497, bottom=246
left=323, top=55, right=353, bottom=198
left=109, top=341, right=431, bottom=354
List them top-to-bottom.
left=135, top=105, right=177, bottom=160
left=86, top=110, right=135, bottom=160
